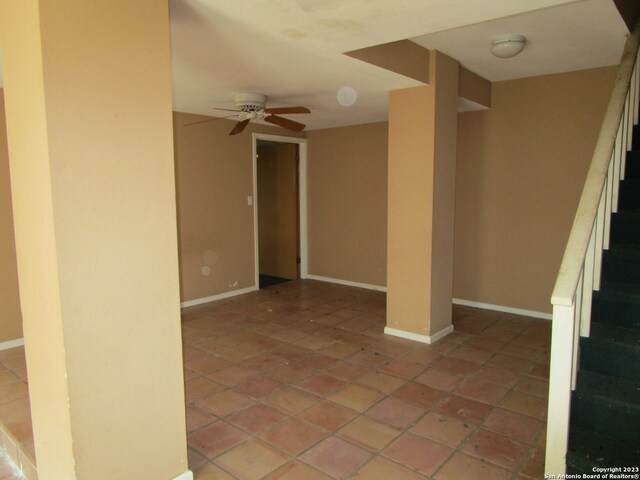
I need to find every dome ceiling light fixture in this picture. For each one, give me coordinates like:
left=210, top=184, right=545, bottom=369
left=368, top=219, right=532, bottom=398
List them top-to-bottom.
left=491, top=34, right=526, bottom=58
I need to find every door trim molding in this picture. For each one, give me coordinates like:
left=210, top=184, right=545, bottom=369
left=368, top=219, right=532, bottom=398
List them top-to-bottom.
left=252, top=134, right=308, bottom=288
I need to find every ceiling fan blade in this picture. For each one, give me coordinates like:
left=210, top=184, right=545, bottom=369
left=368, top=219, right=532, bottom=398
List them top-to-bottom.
left=263, top=106, right=310, bottom=114
left=214, top=107, right=242, bottom=112
left=264, top=115, right=306, bottom=132
left=229, top=119, right=250, bottom=135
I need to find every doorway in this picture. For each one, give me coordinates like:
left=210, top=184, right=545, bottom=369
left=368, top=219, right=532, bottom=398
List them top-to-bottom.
left=252, top=134, right=308, bottom=289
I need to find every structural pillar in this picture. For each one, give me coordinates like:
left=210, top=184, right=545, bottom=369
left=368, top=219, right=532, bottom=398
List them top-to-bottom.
left=0, top=1, right=189, bottom=479
left=386, top=50, right=459, bottom=343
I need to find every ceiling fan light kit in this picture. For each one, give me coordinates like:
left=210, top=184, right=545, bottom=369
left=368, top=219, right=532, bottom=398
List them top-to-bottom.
left=491, top=34, right=526, bottom=58
left=213, top=92, right=310, bottom=136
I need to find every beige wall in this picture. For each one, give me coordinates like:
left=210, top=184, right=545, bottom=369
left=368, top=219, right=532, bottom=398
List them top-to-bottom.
left=454, top=66, right=617, bottom=313
left=0, top=90, right=22, bottom=343
left=173, top=112, right=303, bottom=302
left=307, top=122, right=388, bottom=287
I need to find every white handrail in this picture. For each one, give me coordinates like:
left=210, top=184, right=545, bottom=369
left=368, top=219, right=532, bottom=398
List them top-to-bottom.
left=546, top=21, right=640, bottom=475
left=551, top=26, right=640, bottom=306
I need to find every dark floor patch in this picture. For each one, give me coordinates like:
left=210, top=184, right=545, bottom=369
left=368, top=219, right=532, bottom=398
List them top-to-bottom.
left=259, top=274, right=292, bottom=289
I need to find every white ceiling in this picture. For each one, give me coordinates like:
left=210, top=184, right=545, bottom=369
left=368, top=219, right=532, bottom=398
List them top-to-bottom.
left=0, top=0, right=630, bottom=130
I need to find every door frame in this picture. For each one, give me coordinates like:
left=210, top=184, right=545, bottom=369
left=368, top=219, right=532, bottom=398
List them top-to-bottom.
left=252, top=133, right=308, bottom=288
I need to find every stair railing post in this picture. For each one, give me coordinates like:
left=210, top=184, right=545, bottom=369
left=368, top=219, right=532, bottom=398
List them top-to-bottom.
left=545, top=303, right=577, bottom=476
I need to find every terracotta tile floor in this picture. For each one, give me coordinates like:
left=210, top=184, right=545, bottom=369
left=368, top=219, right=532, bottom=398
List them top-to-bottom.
left=0, top=279, right=551, bottom=479
left=182, top=280, right=550, bottom=479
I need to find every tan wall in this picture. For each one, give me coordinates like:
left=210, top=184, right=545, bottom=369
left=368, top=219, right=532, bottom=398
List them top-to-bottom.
left=2, top=1, right=188, bottom=477
left=454, top=66, right=617, bottom=313
left=0, top=90, right=22, bottom=343
left=173, top=112, right=304, bottom=301
left=307, top=122, right=388, bottom=287
left=257, top=143, right=299, bottom=279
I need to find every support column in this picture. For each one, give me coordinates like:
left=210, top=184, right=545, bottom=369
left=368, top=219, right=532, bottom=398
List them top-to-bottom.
left=0, top=1, right=189, bottom=479
left=386, top=50, right=459, bottom=343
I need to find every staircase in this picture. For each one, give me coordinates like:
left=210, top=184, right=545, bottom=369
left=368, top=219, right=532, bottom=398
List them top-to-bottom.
left=566, top=125, right=640, bottom=473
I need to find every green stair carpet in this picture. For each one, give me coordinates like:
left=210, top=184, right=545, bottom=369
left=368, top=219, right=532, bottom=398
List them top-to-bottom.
left=566, top=123, right=640, bottom=472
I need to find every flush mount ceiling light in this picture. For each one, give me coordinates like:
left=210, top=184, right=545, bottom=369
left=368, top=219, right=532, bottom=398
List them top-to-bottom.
left=491, top=34, right=526, bottom=58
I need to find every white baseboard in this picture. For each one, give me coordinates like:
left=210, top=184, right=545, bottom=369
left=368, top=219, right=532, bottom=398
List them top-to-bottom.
left=305, top=274, right=387, bottom=292
left=180, top=286, right=258, bottom=309
left=452, top=298, right=551, bottom=320
left=384, top=325, right=454, bottom=344
left=0, top=338, right=24, bottom=351
left=173, top=471, right=193, bottom=480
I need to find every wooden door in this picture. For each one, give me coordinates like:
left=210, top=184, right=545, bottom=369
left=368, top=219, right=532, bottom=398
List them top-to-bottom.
left=257, top=143, right=299, bottom=279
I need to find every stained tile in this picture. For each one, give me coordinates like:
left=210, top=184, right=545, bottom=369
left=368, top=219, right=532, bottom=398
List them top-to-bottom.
left=319, top=341, right=362, bottom=359
left=449, top=345, right=494, bottom=364
left=398, top=347, right=441, bottom=366
left=347, top=350, right=392, bottom=368
left=294, top=353, right=339, bottom=371
left=486, top=354, right=531, bottom=373
left=186, top=356, right=231, bottom=376
left=434, top=357, right=480, bottom=376
left=380, top=359, right=426, bottom=379
left=324, top=361, right=370, bottom=381
left=208, top=365, right=257, bottom=386
left=266, top=365, right=314, bottom=384
left=471, top=365, right=521, bottom=388
left=415, top=368, right=463, bottom=392
left=357, top=371, right=405, bottom=394
left=297, top=374, right=346, bottom=397
left=234, top=375, right=284, bottom=399
left=185, top=377, right=225, bottom=402
left=513, top=377, right=549, bottom=398
left=455, top=378, right=508, bottom=405
left=392, top=381, right=444, bottom=409
left=328, top=384, right=382, bottom=412
left=263, top=387, right=319, bottom=414
left=196, top=390, right=254, bottom=417
left=500, top=391, right=548, bottom=419
left=435, top=395, right=493, bottom=425
left=366, top=397, right=425, bottom=428
left=297, top=400, right=357, bottom=432
left=227, top=403, right=288, bottom=434
left=186, top=405, right=218, bottom=433
left=483, top=408, right=545, bottom=445
left=411, top=412, right=473, bottom=448
left=337, top=415, right=400, bottom=452
left=261, top=418, right=326, bottom=455
left=188, top=421, right=249, bottom=459
left=463, top=428, right=529, bottom=471
left=383, top=433, right=452, bottom=476
left=300, top=437, right=372, bottom=479
left=215, top=440, right=289, bottom=480
left=188, top=446, right=208, bottom=471
left=519, top=447, right=545, bottom=478
left=434, top=452, right=512, bottom=480
left=349, top=457, right=425, bottom=480
left=266, top=461, right=332, bottom=480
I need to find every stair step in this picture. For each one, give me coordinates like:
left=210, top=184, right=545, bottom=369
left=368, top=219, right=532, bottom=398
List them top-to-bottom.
left=626, top=150, right=640, bottom=179
left=618, top=178, right=640, bottom=210
left=610, top=210, right=640, bottom=244
left=602, top=245, right=640, bottom=284
left=593, top=281, right=640, bottom=328
left=580, top=323, right=640, bottom=381
left=571, top=370, right=640, bottom=442
left=567, top=425, right=640, bottom=474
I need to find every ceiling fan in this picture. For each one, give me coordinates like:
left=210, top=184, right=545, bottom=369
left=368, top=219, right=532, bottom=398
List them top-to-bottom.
left=216, top=93, right=310, bottom=136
